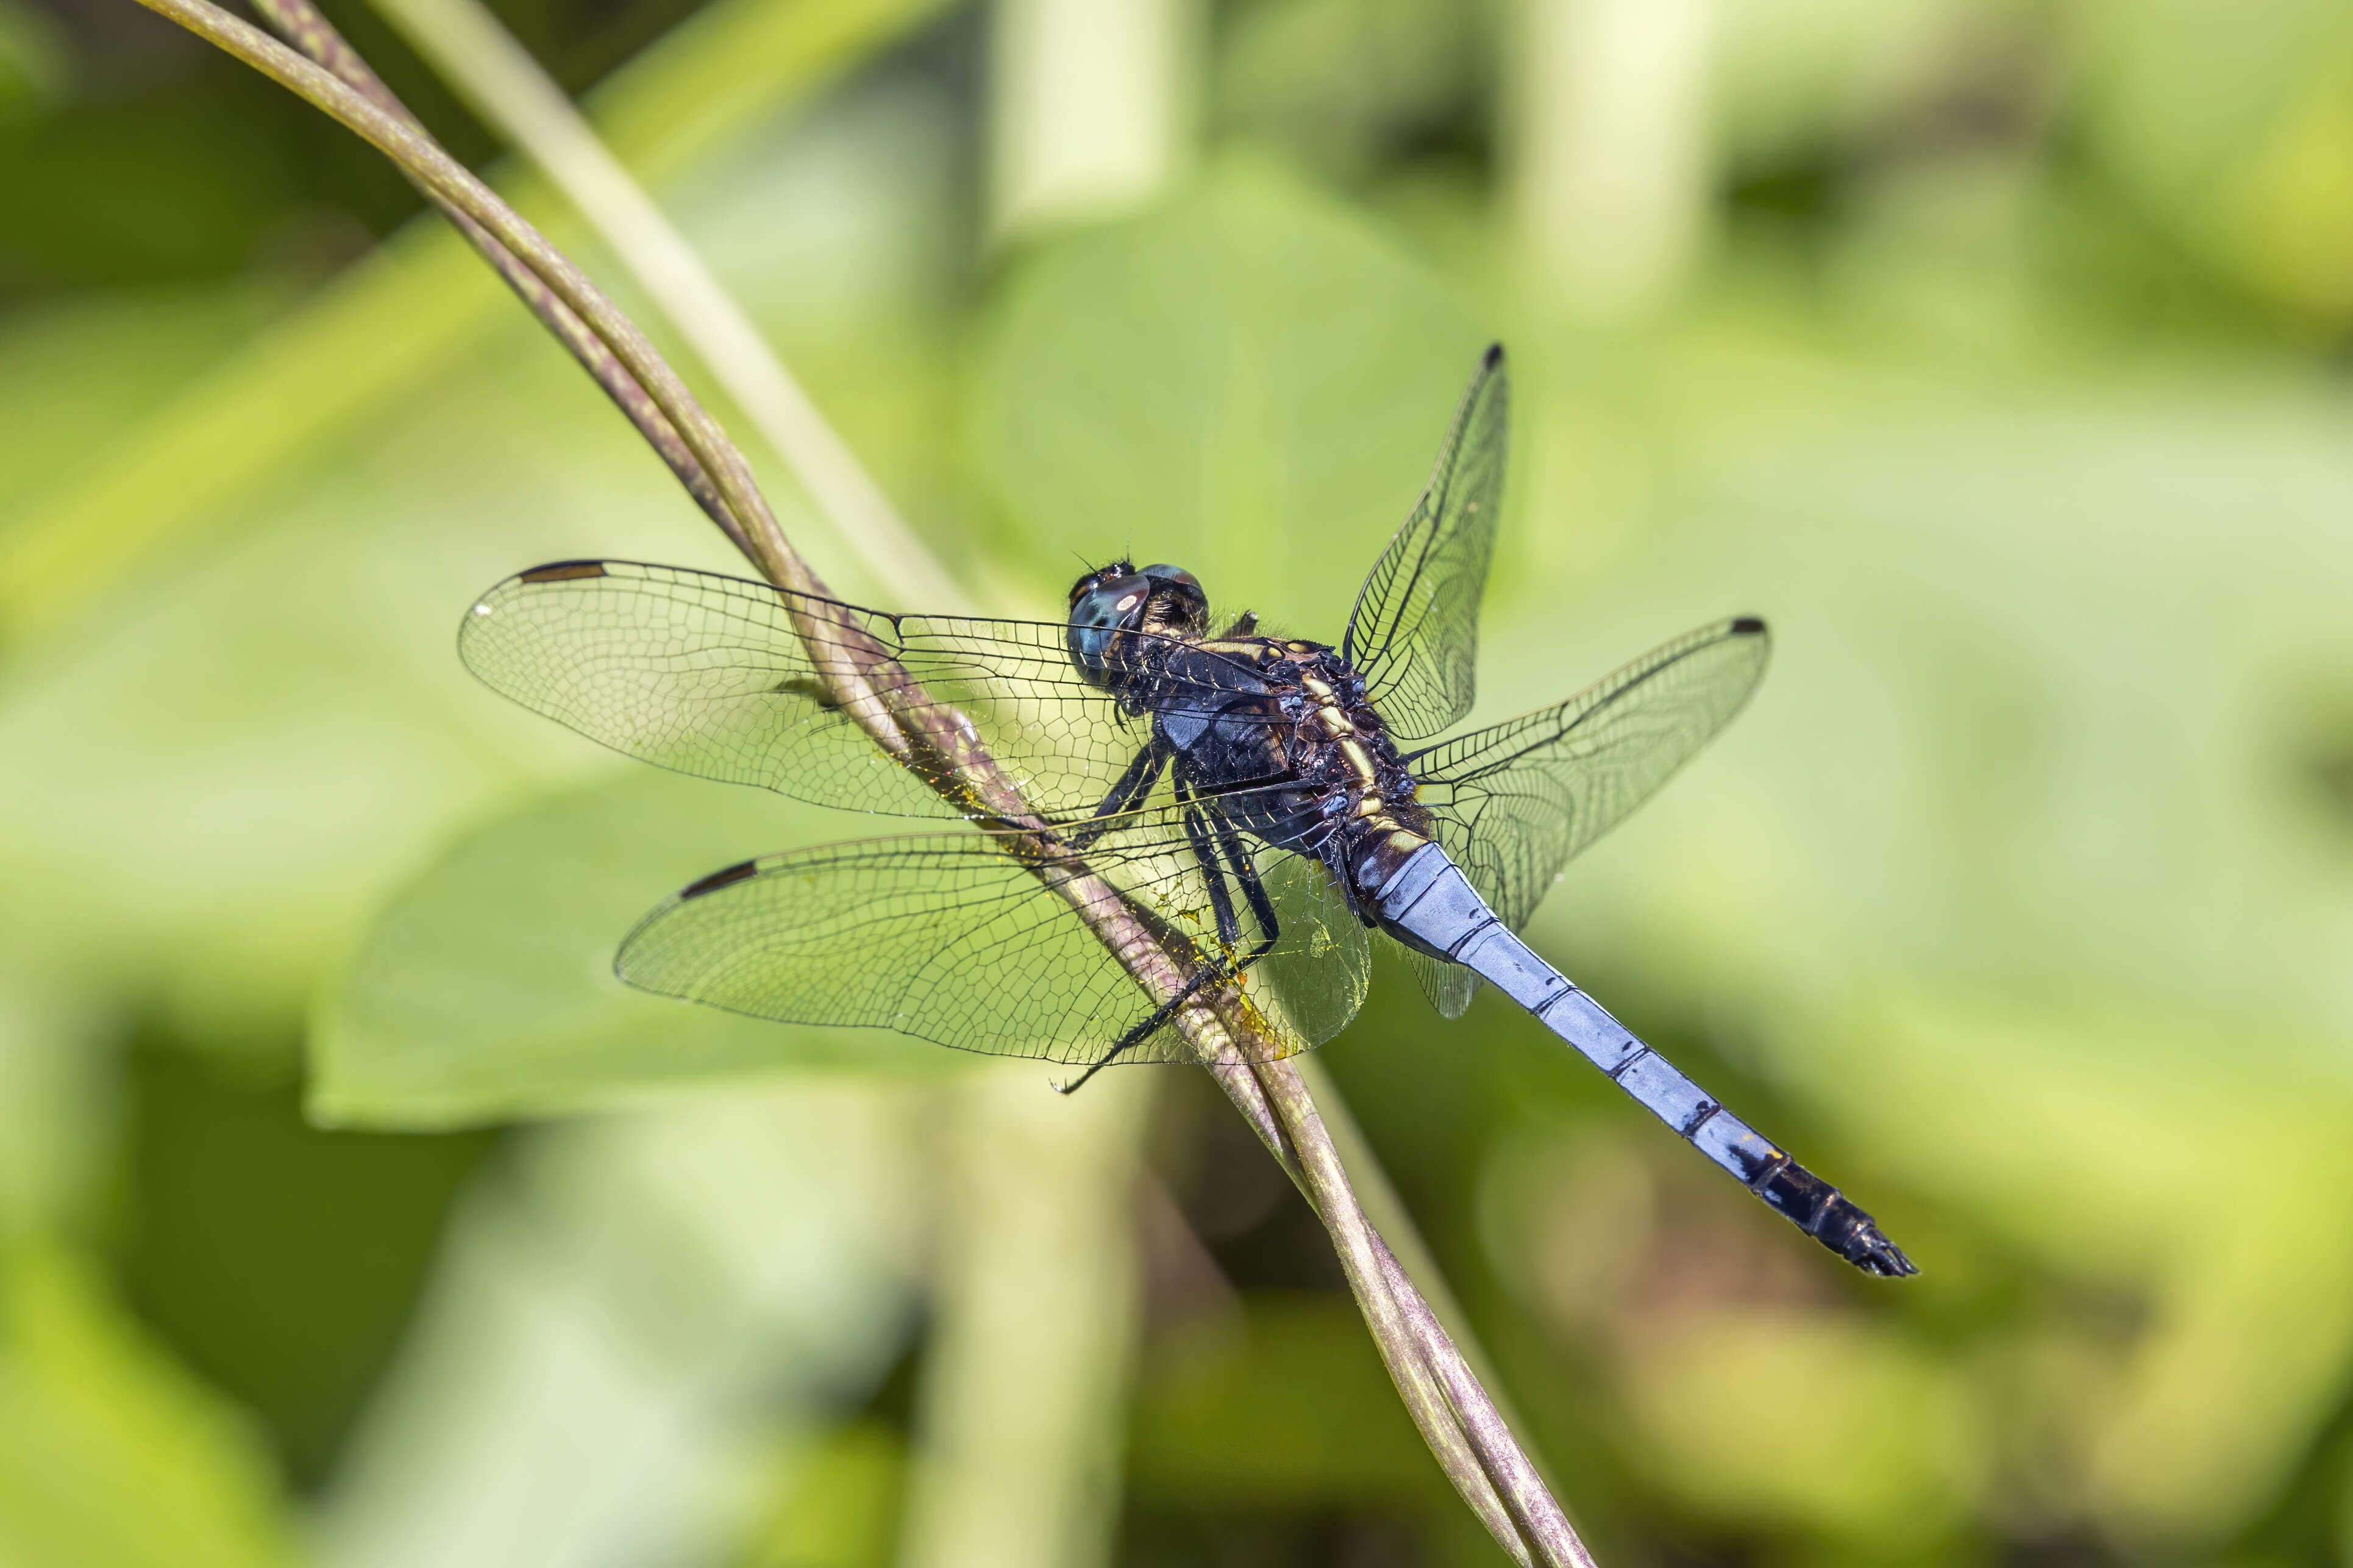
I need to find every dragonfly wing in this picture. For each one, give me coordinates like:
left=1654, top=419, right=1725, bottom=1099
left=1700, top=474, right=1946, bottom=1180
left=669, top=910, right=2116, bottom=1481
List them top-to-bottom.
left=1340, top=344, right=1511, bottom=743
left=460, top=559, right=1278, bottom=820
left=1409, top=617, right=1770, bottom=933
left=617, top=794, right=1365, bottom=1069
left=1242, top=843, right=1372, bottom=1049
left=1404, top=946, right=1479, bottom=1021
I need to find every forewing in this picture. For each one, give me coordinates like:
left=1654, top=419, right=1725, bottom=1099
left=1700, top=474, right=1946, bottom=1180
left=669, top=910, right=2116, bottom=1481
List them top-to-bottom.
left=1340, top=344, right=1511, bottom=742
left=460, top=559, right=1273, bottom=820
left=1409, top=617, right=1770, bottom=934
left=616, top=793, right=1366, bottom=1070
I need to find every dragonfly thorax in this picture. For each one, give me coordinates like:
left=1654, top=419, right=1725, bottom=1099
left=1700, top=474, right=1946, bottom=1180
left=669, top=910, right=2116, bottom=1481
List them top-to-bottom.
left=1147, top=633, right=1439, bottom=919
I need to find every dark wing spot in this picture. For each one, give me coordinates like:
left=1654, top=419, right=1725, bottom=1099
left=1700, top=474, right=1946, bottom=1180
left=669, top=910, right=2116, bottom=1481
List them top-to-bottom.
left=1482, top=341, right=1504, bottom=371
left=520, top=561, right=609, bottom=583
left=1730, top=616, right=1767, bottom=636
left=680, top=860, right=760, bottom=899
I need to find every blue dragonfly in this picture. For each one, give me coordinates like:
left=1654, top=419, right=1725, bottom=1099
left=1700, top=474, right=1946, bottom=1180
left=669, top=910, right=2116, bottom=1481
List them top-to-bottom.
left=461, top=345, right=1914, bottom=1276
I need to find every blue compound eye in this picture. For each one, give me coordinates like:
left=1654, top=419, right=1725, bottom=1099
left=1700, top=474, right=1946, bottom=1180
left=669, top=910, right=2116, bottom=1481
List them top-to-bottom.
left=1136, top=563, right=1200, bottom=594
left=1065, top=570, right=1152, bottom=682
left=1073, top=581, right=1147, bottom=629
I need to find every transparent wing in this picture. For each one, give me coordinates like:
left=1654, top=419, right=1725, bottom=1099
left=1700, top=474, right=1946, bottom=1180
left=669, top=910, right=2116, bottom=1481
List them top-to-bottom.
left=1340, top=344, right=1511, bottom=742
left=460, top=559, right=1278, bottom=821
left=1405, top=617, right=1770, bottom=1016
left=616, top=792, right=1370, bottom=1070
left=1401, top=943, right=1481, bottom=1023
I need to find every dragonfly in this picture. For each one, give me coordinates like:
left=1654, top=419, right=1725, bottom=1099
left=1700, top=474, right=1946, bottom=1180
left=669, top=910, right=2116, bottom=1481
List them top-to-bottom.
left=460, top=344, right=1915, bottom=1277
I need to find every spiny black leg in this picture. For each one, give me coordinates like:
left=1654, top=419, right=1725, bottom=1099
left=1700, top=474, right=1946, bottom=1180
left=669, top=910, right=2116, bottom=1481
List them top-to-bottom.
left=1067, top=737, right=1169, bottom=851
left=1056, top=795, right=1272, bottom=1096
left=1180, top=799, right=1244, bottom=949
left=1208, top=813, right=1281, bottom=995
left=1211, top=816, right=1281, bottom=946
left=1054, top=940, right=1235, bottom=1095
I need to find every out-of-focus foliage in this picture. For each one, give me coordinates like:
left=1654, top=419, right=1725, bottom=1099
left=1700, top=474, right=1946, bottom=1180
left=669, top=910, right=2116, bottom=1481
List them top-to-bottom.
left=4, top=0, right=2353, bottom=1564
left=977, top=164, right=1480, bottom=642
left=315, top=770, right=953, bottom=1127
left=0, top=1249, right=301, bottom=1568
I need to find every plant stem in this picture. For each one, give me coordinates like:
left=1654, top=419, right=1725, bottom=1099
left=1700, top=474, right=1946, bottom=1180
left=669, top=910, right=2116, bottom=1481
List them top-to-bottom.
left=137, top=0, right=804, bottom=591
left=247, top=0, right=750, bottom=556
left=365, top=0, right=959, bottom=608
left=135, top=2, right=1593, bottom=1558
left=1297, top=1052, right=1548, bottom=1467
left=1216, top=1057, right=1536, bottom=1563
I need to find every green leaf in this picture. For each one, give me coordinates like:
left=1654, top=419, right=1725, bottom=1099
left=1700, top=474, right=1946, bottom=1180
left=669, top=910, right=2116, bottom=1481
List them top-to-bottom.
left=974, top=159, right=1486, bottom=639
left=312, top=767, right=966, bottom=1130
left=0, top=1248, right=299, bottom=1568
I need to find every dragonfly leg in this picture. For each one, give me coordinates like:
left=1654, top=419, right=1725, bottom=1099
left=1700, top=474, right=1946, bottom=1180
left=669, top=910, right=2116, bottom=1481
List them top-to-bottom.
left=1066, top=737, right=1170, bottom=851
left=1185, top=790, right=1287, bottom=976
left=1181, top=794, right=1245, bottom=948
left=1054, top=797, right=1280, bottom=1095
left=1211, top=814, right=1283, bottom=945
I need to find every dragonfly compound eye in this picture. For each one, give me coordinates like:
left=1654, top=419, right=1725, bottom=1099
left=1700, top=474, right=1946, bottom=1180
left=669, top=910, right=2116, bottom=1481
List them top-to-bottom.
left=1066, top=559, right=1136, bottom=611
left=1065, top=569, right=1156, bottom=684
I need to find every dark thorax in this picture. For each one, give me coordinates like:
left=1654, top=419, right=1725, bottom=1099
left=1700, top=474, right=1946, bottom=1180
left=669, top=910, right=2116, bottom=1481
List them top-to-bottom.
left=1064, top=560, right=1433, bottom=923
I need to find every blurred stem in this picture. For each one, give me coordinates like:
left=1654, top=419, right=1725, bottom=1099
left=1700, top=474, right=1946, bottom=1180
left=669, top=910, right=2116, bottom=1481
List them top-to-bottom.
left=0, top=0, right=916, bottom=644
left=132, top=0, right=809, bottom=597
left=139, top=0, right=1590, bottom=1558
left=246, top=0, right=750, bottom=555
left=365, top=0, right=959, bottom=608
left=986, top=0, right=1196, bottom=244
left=1509, top=0, right=1715, bottom=324
left=897, top=1068, right=1152, bottom=1568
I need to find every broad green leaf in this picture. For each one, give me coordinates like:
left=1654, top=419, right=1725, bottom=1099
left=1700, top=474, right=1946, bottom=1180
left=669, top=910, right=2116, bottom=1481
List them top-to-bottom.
left=974, top=160, right=1486, bottom=640
left=313, top=768, right=964, bottom=1130
left=0, top=1248, right=299, bottom=1568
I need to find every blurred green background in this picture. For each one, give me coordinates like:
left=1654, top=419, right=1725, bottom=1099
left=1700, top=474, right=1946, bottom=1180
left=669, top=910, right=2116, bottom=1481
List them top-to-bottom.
left=4, top=0, right=2353, bottom=1563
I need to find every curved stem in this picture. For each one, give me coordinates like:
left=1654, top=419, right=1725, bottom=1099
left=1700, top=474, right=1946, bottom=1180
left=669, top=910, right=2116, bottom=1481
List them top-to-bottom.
left=137, top=0, right=801, bottom=592
left=247, top=0, right=750, bottom=555
left=366, top=0, right=959, bottom=610
left=133, top=2, right=1593, bottom=1559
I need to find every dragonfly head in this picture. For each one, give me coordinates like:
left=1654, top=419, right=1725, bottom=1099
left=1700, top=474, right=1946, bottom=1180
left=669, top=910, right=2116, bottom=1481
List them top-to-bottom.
left=1065, top=560, right=1208, bottom=684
